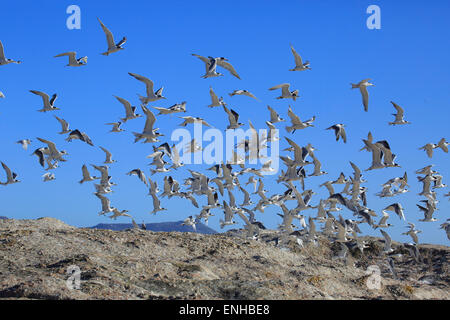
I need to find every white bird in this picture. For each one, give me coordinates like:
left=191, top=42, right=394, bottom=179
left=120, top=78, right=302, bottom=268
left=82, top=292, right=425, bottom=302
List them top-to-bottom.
left=97, top=17, right=126, bottom=56
left=0, top=40, right=21, bottom=65
left=289, top=45, right=311, bottom=71
left=54, top=52, right=87, bottom=66
left=192, top=54, right=241, bottom=79
left=128, top=72, right=166, bottom=105
left=351, top=78, right=374, bottom=112
left=269, top=83, right=299, bottom=101
left=208, top=87, right=226, bottom=108
left=229, top=89, right=259, bottom=100
left=29, top=90, right=59, bottom=112
left=113, top=95, right=141, bottom=122
left=389, top=101, right=410, bottom=125
left=153, top=102, right=187, bottom=115
left=133, top=105, right=163, bottom=143
left=223, top=105, right=244, bottom=130
left=267, top=105, right=285, bottom=123
left=285, top=106, right=315, bottom=133
left=54, top=116, right=70, bottom=134
left=178, top=116, right=212, bottom=128
left=105, top=121, right=125, bottom=132
left=326, top=124, right=347, bottom=143
left=66, top=129, right=94, bottom=146
left=36, top=137, right=68, bottom=162
left=437, top=138, right=449, bottom=153
left=16, top=139, right=32, bottom=150
left=184, top=139, right=202, bottom=154
left=363, top=139, right=385, bottom=171
left=419, top=143, right=438, bottom=158
left=169, top=144, right=184, bottom=170
left=99, top=146, right=116, bottom=164
left=309, top=155, right=327, bottom=176
left=0, top=162, right=20, bottom=185
left=79, top=164, right=99, bottom=184
left=127, top=169, right=148, bottom=187
left=42, top=172, right=55, bottom=182
left=149, top=189, right=166, bottom=214
left=94, top=192, right=115, bottom=215
left=220, top=200, right=236, bottom=229
left=417, top=202, right=437, bottom=222
left=383, top=203, right=405, bottom=221
left=109, top=208, right=131, bottom=220
left=374, top=211, right=393, bottom=229
left=181, top=216, right=198, bottom=231
left=402, top=224, right=421, bottom=244
left=380, top=230, right=394, bottom=253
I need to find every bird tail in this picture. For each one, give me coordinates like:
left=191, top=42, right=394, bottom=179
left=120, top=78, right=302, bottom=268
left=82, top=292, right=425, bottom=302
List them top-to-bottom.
left=351, top=83, right=358, bottom=89
left=285, top=126, right=293, bottom=133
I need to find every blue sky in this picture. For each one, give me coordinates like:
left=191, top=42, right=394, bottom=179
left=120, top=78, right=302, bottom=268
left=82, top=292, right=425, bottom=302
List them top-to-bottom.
left=0, top=0, right=449, bottom=244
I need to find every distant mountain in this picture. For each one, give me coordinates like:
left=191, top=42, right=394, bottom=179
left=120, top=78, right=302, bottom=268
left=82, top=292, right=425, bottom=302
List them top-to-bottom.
left=0, top=216, right=8, bottom=219
left=89, top=220, right=217, bottom=234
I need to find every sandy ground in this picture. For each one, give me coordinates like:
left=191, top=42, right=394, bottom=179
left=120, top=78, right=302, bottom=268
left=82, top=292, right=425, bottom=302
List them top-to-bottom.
left=0, top=217, right=448, bottom=300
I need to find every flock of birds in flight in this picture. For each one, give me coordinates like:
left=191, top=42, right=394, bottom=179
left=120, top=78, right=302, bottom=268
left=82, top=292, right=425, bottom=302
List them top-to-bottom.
left=0, top=17, right=449, bottom=269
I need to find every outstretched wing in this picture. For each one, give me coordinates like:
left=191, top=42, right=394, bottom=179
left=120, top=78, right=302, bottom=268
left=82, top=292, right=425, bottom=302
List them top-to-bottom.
left=97, top=17, right=116, bottom=49
left=0, top=40, right=5, bottom=60
left=290, top=45, right=303, bottom=67
left=54, top=52, right=77, bottom=65
left=192, top=54, right=211, bottom=73
left=217, top=59, right=241, bottom=79
left=128, top=72, right=154, bottom=97
left=30, top=90, right=50, bottom=107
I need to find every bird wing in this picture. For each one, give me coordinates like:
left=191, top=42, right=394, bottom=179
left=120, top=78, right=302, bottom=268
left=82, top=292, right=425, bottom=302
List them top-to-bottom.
left=97, top=18, right=116, bottom=49
left=0, top=40, right=5, bottom=60
left=290, top=45, right=303, bottom=67
left=54, top=52, right=77, bottom=64
left=192, top=54, right=211, bottom=73
left=216, top=59, right=241, bottom=79
left=128, top=72, right=154, bottom=97
left=269, top=83, right=289, bottom=91
left=360, top=86, right=369, bottom=111
left=209, top=87, right=220, bottom=105
left=30, top=90, right=50, bottom=107
left=114, top=95, right=133, bottom=115
left=390, top=101, right=404, bottom=119
left=142, top=106, right=156, bottom=132
left=287, top=106, right=302, bottom=125
left=54, top=115, right=69, bottom=131
left=341, top=127, right=347, bottom=143
left=37, top=137, right=58, bottom=154
left=99, top=146, right=112, bottom=159
left=1, top=162, right=13, bottom=180
left=81, top=164, right=91, bottom=179
left=380, top=230, right=392, bottom=246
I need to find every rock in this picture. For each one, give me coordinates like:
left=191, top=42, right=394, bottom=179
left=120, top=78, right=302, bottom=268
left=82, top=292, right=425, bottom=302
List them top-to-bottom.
left=0, top=217, right=448, bottom=300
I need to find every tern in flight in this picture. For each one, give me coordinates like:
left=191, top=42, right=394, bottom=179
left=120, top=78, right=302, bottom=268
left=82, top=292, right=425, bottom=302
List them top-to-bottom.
left=97, top=17, right=126, bottom=56
left=289, top=45, right=311, bottom=71
left=54, top=52, right=87, bottom=66
left=192, top=54, right=241, bottom=79
left=128, top=72, right=166, bottom=105
left=351, top=78, right=374, bottom=112
left=269, top=83, right=299, bottom=101
left=29, top=90, right=59, bottom=112
left=113, top=95, right=142, bottom=122
left=388, top=101, right=410, bottom=125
